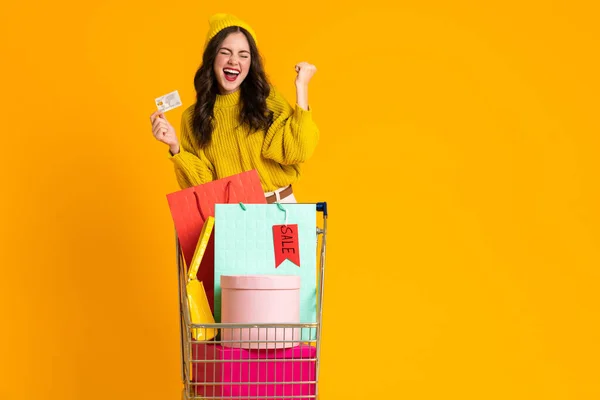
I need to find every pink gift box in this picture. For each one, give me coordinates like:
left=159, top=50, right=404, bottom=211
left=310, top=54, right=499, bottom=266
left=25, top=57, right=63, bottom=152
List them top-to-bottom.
left=221, top=275, right=301, bottom=349
left=191, top=343, right=316, bottom=399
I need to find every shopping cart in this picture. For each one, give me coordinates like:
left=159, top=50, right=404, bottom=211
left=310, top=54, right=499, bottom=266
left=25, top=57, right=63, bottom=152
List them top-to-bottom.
left=176, top=202, right=328, bottom=400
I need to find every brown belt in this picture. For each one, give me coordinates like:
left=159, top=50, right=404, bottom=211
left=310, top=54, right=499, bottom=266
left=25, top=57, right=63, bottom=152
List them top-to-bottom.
left=265, top=185, right=293, bottom=204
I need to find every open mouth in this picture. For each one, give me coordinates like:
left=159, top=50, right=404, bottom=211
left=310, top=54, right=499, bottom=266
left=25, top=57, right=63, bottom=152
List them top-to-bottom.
left=223, top=68, right=241, bottom=82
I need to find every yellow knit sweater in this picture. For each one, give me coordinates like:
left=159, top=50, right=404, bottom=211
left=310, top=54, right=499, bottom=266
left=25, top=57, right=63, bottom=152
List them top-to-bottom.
left=169, top=86, right=319, bottom=192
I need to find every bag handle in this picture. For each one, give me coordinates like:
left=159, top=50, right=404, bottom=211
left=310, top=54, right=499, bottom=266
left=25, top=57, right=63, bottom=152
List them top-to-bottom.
left=193, top=180, right=237, bottom=222
left=224, top=181, right=233, bottom=203
left=193, top=191, right=207, bottom=222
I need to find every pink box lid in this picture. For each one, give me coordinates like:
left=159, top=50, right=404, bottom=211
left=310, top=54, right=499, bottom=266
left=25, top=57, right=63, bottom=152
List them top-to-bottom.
left=221, top=275, right=300, bottom=290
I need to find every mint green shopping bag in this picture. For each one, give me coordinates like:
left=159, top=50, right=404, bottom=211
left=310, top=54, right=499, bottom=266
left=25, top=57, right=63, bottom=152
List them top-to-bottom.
left=214, top=203, right=317, bottom=340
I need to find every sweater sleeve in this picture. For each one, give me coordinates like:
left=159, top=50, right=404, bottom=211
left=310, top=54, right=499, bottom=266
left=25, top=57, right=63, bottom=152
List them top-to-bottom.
left=261, top=87, right=320, bottom=165
left=169, top=108, right=215, bottom=189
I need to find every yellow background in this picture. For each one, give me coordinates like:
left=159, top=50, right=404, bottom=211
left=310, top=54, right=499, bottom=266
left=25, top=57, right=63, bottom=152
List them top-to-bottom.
left=1, top=0, right=599, bottom=399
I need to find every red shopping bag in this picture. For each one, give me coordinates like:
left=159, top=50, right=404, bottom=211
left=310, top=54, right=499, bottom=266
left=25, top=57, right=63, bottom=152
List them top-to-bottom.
left=166, top=170, right=266, bottom=311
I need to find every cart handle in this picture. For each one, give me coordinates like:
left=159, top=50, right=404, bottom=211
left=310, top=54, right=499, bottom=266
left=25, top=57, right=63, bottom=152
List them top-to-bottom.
left=316, top=202, right=328, bottom=217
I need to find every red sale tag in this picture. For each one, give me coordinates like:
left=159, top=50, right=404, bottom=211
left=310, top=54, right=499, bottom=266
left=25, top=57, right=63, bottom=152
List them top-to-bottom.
left=273, top=224, right=300, bottom=268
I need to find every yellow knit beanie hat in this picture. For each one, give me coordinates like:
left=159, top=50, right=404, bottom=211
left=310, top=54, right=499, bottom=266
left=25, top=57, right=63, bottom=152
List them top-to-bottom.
left=204, top=13, right=257, bottom=48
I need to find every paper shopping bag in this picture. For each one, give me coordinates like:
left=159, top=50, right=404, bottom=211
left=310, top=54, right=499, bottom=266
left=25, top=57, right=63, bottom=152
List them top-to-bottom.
left=166, top=170, right=266, bottom=311
left=214, top=203, right=318, bottom=340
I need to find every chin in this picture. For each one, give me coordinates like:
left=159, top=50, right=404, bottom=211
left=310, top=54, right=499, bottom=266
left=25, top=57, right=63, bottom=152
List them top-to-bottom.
left=219, top=80, right=243, bottom=94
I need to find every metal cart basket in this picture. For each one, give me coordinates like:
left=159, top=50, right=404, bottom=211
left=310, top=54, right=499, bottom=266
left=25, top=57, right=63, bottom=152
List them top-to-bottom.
left=176, top=202, right=328, bottom=400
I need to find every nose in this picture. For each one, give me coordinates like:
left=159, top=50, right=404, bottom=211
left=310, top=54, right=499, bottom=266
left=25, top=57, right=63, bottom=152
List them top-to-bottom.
left=227, top=54, right=238, bottom=65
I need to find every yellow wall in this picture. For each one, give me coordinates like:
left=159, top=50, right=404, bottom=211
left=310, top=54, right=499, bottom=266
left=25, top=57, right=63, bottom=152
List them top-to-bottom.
left=1, top=0, right=599, bottom=399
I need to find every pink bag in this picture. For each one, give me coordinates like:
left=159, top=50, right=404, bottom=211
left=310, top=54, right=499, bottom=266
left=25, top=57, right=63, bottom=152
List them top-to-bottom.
left=192, top=343, right=317, bottom=399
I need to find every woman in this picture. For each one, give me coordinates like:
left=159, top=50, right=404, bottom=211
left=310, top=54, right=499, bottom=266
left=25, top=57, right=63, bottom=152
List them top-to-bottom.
left=150, top=13, right=319, bottom=204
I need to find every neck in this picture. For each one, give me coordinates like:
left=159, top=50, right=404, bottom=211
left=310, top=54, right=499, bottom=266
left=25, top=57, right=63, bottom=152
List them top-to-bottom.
left=219, top=86, right=240, bottom=95
left=214, top=89, right=241, bottom=108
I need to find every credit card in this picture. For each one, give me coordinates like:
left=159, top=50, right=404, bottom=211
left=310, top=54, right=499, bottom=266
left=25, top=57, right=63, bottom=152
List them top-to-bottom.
left=155, top=90, right=182, bottom=112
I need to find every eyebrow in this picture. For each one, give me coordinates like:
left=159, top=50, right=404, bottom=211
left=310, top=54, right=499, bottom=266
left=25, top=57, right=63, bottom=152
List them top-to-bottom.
left=219, top=47, right=250, bottom=54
